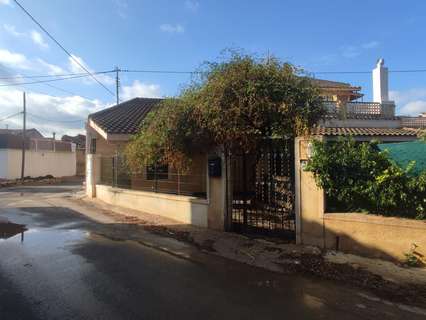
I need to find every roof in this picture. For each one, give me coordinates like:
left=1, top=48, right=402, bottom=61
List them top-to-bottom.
left=309, top=78, right=354, bottom=88
left=89, top=98, right=163, bottom=135
left=311, top=127, right=419, bottom=137
left=0, top=128, right=44, bottom=139
left=61, top=134, right=86, bottom=148
left=378, top=141, right=426, bottom=176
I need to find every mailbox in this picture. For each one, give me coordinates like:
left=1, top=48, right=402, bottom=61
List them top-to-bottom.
left=208, top=157, right=222, bottom=177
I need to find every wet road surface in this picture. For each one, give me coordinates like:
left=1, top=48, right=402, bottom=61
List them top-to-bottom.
left=0, top=183, right=424, bottom=320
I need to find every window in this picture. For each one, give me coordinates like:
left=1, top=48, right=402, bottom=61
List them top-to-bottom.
left=90, top=138, right=96, bottom=154
left=146, top=164, right=168, bottom=180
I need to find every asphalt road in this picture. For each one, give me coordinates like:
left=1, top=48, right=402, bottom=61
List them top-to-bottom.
left=0, top=183, right=423, bottom=320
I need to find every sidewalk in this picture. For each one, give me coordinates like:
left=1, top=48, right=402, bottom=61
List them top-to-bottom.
left=65, top=192, right=426, bottom=308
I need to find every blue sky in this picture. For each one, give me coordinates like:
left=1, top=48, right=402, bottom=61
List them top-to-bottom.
left=0, top=0, right=425, bottom=135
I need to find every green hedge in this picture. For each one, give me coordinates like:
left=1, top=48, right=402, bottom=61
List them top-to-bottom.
left=305, top=138, right=426, bottom=219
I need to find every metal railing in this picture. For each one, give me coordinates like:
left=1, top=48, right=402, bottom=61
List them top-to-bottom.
left=324, top=101, right=395, bottom=119
left=400, top=117, right=426, bottom=129
left=100, top=156, right=207, bottom=199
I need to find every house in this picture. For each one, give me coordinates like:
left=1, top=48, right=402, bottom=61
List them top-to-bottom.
left=86, top=58, right=424, bottom=237
left=295, top=59, right=425, bottom=261
left=0, top=128, right=44, bottom=139
left=0, top=129, right=77, bottom=179
left=62, top=134, right=86, bottom=176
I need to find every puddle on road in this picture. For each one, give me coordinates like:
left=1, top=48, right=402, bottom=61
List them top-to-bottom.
left=0, top=220, right=27, bottom=241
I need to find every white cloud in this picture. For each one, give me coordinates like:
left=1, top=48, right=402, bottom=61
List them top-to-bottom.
left=0, top=0, right=10, bottom=5
left=113, top=0, right=128, bottom=18
left=185, top=0, right=199, bottom=11
left=3, top=24, right=25, bottom=37
left=160, top=24, right=185, bottom=34
left=4, top=25, right=49, bottom=49
left=30, top=30, right=49, bottom=49
left=341, top=41, right=381, bottom=59
left=361, top=41, right=380, bottom=49
left=0, top=49, right=32, bottom=69
left=68, top=54, right=114, bottom=85
left=36, top=58, right=65, bottom=75
left=121, top=80, right=161, bottom=100
left=0, top=88, right=105, bottom=136
left=390, top=88, right=426, bottom=116
left=398, top=100, right=426, bottom=116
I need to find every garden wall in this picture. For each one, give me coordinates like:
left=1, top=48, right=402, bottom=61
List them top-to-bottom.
left=295, top=136, right=426, bottom=263
left=322, top=213, right=426, bottom=261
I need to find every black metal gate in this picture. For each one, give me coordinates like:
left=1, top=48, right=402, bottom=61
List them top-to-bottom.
left=230, top=139, right=295, bottom=239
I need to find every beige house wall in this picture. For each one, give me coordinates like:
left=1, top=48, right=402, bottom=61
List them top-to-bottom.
left=86, top=123, right=228, bottom=230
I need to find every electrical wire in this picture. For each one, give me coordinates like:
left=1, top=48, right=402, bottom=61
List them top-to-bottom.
left=13, top=0, right=115, bottom=96
left=122, top=69, right=203, bottom=74
left=0, top=70, right=114, bottom=80
left=0, top=73, right=94, bottom=87
left=0, top=112, right=23, bottom=122
left=27, top=112, right=85, bottom=123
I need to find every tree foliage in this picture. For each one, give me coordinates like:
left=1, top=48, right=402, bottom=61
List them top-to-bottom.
left=125, top=51, right=325, bottom=170
left=305, top=138, right=426, bottom=219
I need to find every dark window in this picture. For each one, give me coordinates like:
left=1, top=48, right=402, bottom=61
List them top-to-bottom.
left=90, top=138, right=96, bottom=154
left=146, top=164, right=168, bottom=180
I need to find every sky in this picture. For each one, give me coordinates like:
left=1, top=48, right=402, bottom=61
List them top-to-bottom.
left=0, top=0, right=425, bottom=136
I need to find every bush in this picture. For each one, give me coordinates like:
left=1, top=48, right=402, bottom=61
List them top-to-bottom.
left=125, top=51, right=325, bottom=171
left=305, top=138, right=426, bottom=219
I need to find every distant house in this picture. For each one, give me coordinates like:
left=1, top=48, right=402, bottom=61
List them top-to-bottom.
left=0, top=128, right=77, bottom=180
left=0, top=128, right=44, bottom=139
left=61, top=134, right=86, bottom=176
left=62, top=134, right=86, bottom=149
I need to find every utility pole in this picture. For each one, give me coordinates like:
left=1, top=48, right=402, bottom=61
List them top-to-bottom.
left=115, top=66, right=120, bottom=105
left=21, top=92, right=26, bottom=181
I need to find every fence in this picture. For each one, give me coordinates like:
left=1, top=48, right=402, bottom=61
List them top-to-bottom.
left=324, top=101, right=395, bottom=119
left=400, top=116, right=426, bottom=128
left=0, top=134, right=72, bottom=152
left=100, top=155, right=207, bottom=198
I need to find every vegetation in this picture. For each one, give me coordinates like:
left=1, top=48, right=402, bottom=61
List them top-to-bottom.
left=125, top=51, right=325, bottom=171
left=305, top=138, right=426, bottom=219
left=404, top=243, right=423, bottom=267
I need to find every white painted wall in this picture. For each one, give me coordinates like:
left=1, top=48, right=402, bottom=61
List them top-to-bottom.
left=0, top=149, right=76, bottom=179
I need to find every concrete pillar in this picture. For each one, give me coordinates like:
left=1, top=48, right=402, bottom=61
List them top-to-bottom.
left=294, top=136, right=325, bottom=246
left=207, top=150, right=231, bottom=231
left=86, top=154, right=100, bottom=198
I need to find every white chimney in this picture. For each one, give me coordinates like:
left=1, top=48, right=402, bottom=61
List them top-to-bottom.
left=372, top=58, right=390, bottom=103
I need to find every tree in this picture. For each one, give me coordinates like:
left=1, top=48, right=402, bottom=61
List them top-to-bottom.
left=125, top=51, right=325, bottom=170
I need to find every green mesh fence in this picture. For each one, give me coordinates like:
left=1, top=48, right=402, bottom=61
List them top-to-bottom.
left=378, top=141, right=426, bottom=176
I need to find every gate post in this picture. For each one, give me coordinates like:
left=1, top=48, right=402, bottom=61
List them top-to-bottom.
left=207, top=149, right=232, bottom=231
left=86, top=154, right=100, bottom=198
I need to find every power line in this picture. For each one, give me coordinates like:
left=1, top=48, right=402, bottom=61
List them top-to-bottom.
left=13, top=0, right=115, bottom=96
left=1, top=68, right=425, bottom=81
left=122, top=69, right=203, bottom=74
left=312, top=69, right=426, bottom=75
left=0, top=70, right=114, bottom=80
left=0, top=73, right=94, bottom=87
left=42, top=83, right=94, bottom=100
left=0, top=111, right=23, bottom=122
left=27, top=112, right=85, bottom=123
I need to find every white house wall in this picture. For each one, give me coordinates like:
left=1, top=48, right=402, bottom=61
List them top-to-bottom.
left=0, top=149, right=76, bottom=180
